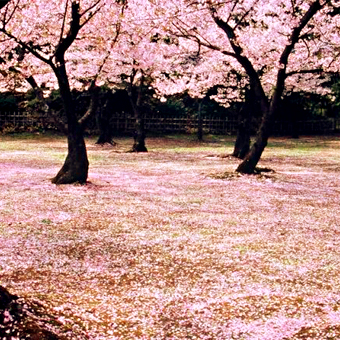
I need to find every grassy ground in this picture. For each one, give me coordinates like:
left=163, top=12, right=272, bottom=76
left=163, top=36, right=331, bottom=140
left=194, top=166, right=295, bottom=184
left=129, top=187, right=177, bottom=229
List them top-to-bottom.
left=1, top=133, right=340, bottom=339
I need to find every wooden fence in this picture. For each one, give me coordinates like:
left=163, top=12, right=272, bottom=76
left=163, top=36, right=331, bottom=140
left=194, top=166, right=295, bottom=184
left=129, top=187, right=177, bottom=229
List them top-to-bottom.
left=0, top=110, right=338, bottom=135
left=0, top=111, right=34, bottom=127
left=107, top=114, right=238, bottom=134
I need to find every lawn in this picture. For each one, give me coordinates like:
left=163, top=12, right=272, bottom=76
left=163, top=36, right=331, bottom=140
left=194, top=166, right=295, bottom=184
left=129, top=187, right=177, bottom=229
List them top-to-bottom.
left=1, top=133, right=340, bottom=339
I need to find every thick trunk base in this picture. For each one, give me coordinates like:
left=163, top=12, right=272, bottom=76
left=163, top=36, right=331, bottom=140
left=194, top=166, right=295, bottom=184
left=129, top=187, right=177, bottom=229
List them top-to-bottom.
left=131, top=125, right=147, bottom=152
left=236, top=131, right=269, bottom=174
left=52, top=132, right=89, bottom=185
left=95, top=134, right=116, bottom=146
left=131, top=141, right=148, bottom=152
left=51, top=157, right=88, bottom=184
left=235, top=157, right=258, bottom=174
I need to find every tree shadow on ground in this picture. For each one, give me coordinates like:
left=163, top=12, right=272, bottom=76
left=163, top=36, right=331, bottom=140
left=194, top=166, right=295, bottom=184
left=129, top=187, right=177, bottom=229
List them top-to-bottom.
left=210, top=167, right=276, bottom=181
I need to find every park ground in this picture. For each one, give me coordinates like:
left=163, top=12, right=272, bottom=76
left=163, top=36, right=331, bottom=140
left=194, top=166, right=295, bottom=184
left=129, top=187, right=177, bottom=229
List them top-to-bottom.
left=1, top=133, right=340, bottom=339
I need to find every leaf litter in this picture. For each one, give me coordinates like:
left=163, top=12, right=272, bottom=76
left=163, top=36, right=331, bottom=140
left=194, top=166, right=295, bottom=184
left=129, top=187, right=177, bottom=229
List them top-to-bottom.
left=0, top=135, right=340, bottom=339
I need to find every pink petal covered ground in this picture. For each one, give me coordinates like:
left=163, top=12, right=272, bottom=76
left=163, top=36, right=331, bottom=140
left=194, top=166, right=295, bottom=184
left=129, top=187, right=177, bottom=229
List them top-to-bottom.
left=0, top=135, right=340, bottom=339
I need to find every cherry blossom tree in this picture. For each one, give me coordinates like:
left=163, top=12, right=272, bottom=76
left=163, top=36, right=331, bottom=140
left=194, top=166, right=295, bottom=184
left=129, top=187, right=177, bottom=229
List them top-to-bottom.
left=0, top=0, right=123, bottom=184
left=1, top=0, right=339, bottom=178
left=98, top=0, right=184, bottom=152
left=150, top=0, right=340, bottom=173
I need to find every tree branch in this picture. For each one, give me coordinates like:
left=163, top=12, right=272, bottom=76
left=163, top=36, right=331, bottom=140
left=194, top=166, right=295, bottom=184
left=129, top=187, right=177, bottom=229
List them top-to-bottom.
left=1, top=0, right=20, bottom=28
left=58, top=0, right=69, bottom=48
left=79, top=0, right=102, bottom=29
left=80, top=0, right=101, bottom=18
left=54, top=1, right=81, bottom=60
left=279, top=1, right=324, bottom=67
left=208, top=4, right=268, bottom=113
left=172, top=21, right=237, bottom=58
left=0, top=28, right=52, bottom=65
left=285, top=68, right=324, bottom=78
left=24, top=74, right=67, bottom=133
left=78, top=81, right=100, bottom=128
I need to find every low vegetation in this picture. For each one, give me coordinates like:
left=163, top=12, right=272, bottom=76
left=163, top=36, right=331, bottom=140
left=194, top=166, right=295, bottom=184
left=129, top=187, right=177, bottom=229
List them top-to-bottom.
left=1, top=134, right=340, bottom=339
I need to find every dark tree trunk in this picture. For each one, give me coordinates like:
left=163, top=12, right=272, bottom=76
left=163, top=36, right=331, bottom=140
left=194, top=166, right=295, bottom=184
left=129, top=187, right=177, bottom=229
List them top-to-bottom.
left=51, top=62, right=89, bottom=184
left=236, top=67, right=288, bottom=174
left=128, top=70, right=147, bottom=152
left=233, top=87, right=260, bottom=159
left=236, top=94, right=277, bottom=174
left=96, top=99, right=115, bottom=145
left=233, top=107, right=251, bottom=159
left=132, top=115, right=147, bottom=152
left=96, top=116, right=114, bottom=145
left=51, top=127, right=89, bottom=184
left=233, top=127, right=250, bottom=159
left=96, top=129, right=114, bottom=145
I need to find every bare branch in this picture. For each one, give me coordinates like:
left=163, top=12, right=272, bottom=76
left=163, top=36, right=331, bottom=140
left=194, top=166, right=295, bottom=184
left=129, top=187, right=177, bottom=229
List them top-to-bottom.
left=1, top=0, right=20, bottom=28
left=58, top=0, right=69, bottom=47
left=79, top=0, right=102, bottom=29
left=79, top=0, right=101, bottom=18
left=227, top=0, right=241, bottom=23
left=54, top=1, right=81, bottom=60
left=89, top=1, right=126, bottom=84
left=279, top=1, right=324, bottom=67
left=234, top=3, right=257, bottom=32
left=0, top=28, right=52, bottom=65
left=24, top=74, right=67, bottom=132
left=78, top=82, right=100, bottom=127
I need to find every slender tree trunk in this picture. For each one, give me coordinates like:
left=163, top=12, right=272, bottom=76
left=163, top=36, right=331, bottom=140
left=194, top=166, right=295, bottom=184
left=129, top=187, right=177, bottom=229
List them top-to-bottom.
left=51, top=63, right=89, bottom=184
left=128, top=71, right=147, bottom=152
left=96, top=98, right=116, bottom=145
left=233, top=106, right=251, bottom=159
left=235, top=108, right=272, bottom=174
left=132, top=113, right=147, bottom=152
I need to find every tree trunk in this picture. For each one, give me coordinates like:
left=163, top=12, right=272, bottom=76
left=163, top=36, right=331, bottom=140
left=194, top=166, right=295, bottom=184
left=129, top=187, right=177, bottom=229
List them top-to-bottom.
left=51, top=62, right=89, bottom=184
left=128, top=71, right=147, bottom=153
left=233, top=87, right=260, bottom=159
left=96, top=99, right=115, bottom=145
left=236, top=106, right=273, bottom=174
left=233, top=107, right=251, bottom=159
left=96, top=113, right=113, bottom=145
left=132, top=115, right=147, bottom=152
left=51, top=126, right=89, bottom=184
left=233, top=127, right=250, bottom=159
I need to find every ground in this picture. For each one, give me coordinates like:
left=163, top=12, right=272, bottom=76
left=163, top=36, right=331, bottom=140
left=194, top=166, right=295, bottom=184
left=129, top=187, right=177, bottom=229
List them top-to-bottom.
left=0, top=133, right=340, bottom=339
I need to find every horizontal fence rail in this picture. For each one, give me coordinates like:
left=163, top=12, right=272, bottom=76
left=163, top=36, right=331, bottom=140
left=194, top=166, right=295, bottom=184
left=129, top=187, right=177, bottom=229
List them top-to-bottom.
left=0, top=110, right=338, bottom=135
left=0, top=111, right=34, bottom=126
